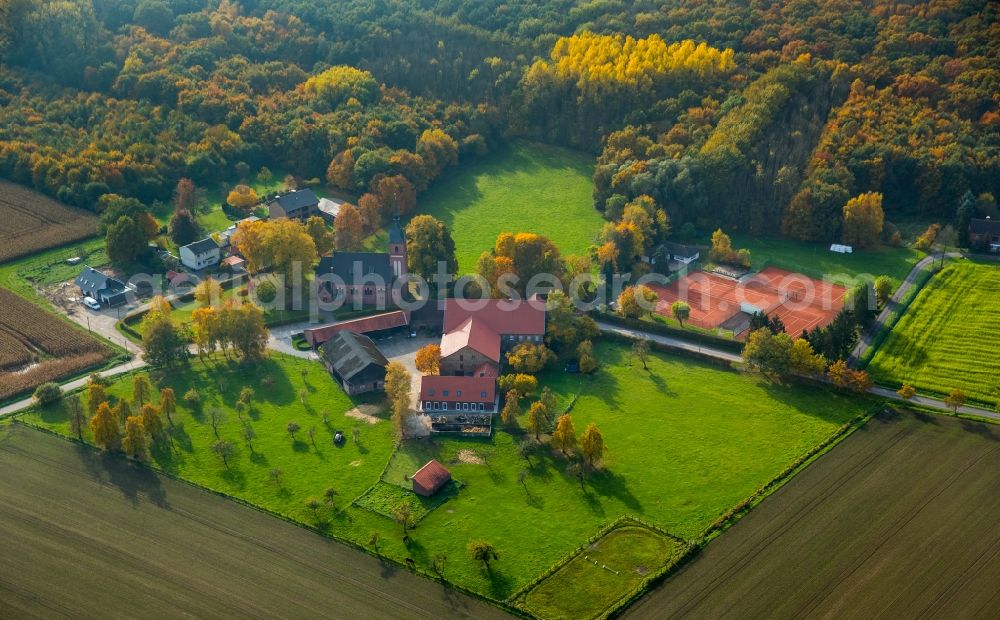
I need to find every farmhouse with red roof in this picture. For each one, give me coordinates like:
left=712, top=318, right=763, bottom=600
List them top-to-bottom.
left=418, top=297, right=545, bottom=435
left=439, top=298, right=546, bottom=376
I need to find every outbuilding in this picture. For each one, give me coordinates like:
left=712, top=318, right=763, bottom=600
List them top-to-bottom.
left=411, top=459, right=452, bottom=496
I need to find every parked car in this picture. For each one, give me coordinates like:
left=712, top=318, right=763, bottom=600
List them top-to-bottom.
left=82, top=297, right=101, bottom=311
left=333, top=430, right=345, bottom=445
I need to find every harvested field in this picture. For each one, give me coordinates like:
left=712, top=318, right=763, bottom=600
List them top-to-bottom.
left=0, top=181, right=97, bottom=262
left=651, top=266, right=846, bottom=337
left=0, top=287, right=114, bottom=400
left=626, top=409, right=1000, bottom=619
left=0, top=423, right=508, bottom=619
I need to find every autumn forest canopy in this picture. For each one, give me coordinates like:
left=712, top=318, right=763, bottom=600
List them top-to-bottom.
left=0, top=0, right=996, bottom=244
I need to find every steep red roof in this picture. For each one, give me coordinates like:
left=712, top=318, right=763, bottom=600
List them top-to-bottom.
left=442, top=298, right=546, bottom=336
left=303, top=310, right=409, bottom=347
left=440, top=316, right=500, bottom=362
left=420, top=375, right=496, bottom=404
left=411, top=459, right=451, bottom=495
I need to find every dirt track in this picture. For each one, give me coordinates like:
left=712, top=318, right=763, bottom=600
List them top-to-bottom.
left=626, top=409, right=1000, bottom=619
left=0, top=423, right=509, bottom=619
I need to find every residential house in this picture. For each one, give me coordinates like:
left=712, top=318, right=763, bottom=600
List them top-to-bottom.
left=268, top=189, right=320, bottom=220
left=969, top=217, right=1000, bottom=252
left=315, top=218, right=407, bottom=306
left=179, top=238, right=220, bottom=271
left=74, top=266, right=128, bottom=307
left=439, top=298, right=546, bottom=376
left=317, top=330, right=389, bottom=395
left=411, top=460, right=452, bottom=496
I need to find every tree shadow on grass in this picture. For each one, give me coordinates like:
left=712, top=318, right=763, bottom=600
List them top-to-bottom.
left=646, top=370, right=677, bottom=397
left=758, top=380, right=861, bottom=425
left=170, top=422, right=194, bottom=452
left=291, top=439, right=309, bottom=452
left=249, top=451, right=269, bottom=466
left=219, top=466, right=247, bottom=489
left=587, top=469, right=642, bottom=512
left=485, top=567, right=516, bottom=600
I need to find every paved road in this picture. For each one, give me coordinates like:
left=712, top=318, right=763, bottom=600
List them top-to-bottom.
left=849, top=252, right=959, bottom=363
left=595, top=320, right=742, bottom=363
left=596, top=321, right=999, bottom=422
left=0, top=358, right=146, bottom=418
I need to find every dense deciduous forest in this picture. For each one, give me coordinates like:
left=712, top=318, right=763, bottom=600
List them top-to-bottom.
left=0, top=0, right=996, bottom=242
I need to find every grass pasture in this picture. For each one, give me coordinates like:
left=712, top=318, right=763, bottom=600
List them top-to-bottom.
left=416, top=140, right=603, bottom=272
left=0, top=180, right=97, bottom=263
left=731, top=233, right=922, bottom=287
left=869, top=260, right=1000, bottom=406
left=20, top=339, right=870, bottom=612
left=626, top=409, right=1000, bottom=619
left=0, top=423, right=505, bottom=619
left=522, top=524, right=686, bottom=620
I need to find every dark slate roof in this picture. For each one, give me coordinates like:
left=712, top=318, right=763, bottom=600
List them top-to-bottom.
left=271, top=189, right=319, bottom=213
left=388, top=216, right=405, bottom=245
left=970, top=218, right=1000, bottom=235
left=182, top=237, right=219, bottom=255
left=661, top=242, right=700, bottom=257
left=316, top=252, right=393, bottom=283
left=75, top=266, right=126, bottom=297
left=320, top=331, right=388, bottom=382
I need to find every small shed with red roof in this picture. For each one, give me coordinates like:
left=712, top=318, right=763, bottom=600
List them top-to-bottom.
left=411, top=459, right=452, bottom=497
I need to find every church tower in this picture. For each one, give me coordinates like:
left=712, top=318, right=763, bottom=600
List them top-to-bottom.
left=388, top=216, right=407, bottom=279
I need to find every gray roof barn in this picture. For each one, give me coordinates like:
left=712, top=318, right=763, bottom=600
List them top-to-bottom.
left=318, top=331, right=389, bottom=394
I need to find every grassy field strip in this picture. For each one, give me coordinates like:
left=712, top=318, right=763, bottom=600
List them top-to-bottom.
left=417, top=140, right=603, bottom=272
left=869, top=260, right=1000, bottom=406
left=624, top=410, right=1000, bottom=619
left=0, top=423, right=507, bottom=619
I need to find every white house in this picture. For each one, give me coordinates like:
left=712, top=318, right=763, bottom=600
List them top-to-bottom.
left=179, top=238, right=220, bottom=271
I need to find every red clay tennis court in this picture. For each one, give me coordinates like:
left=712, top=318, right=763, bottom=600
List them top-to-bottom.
left=650, top=267, right=846, bottom=338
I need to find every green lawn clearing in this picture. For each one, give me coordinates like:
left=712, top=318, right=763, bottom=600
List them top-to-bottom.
left=415, top=140, right=603, bottom=273
left=731, top=233, right=922, bottom=287
left=868, top=259, right=1000, bottom=406
left=21, top=339, right=869, bottom=612
left=20, top=353, right=397, bottom=525
left=521, top=524, right=686, bottom=620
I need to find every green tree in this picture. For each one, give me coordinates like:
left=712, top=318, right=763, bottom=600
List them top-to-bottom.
left=105, top=215, right=146, bottom=266
left=405, top=215, right=458, bottom=279
left=873, top=276, right=893, bottom=307
left=671, top=301, right=691, bottom=327
left=141, top=315, right=188, bottom=367
left=742, top=328, right=794, bottom=378
left=632, top=338, right=651, bottom=370
left=577, top=340, right=598, bottom=374
left=132, top=375, right=152, bottom=408
left=33, top=382, right=62, bottom=405
left=66, top=395, right=85, bottom=441
left=212, top=439, right=235, bottom=468
left=392, top=502, right=414, bottom=538
left=467, top=540, right=498, bottom=571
